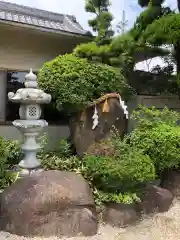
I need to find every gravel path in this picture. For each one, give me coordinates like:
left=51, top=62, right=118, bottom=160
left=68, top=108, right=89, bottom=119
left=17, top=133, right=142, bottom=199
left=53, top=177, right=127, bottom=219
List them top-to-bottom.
left=1, top=199, right=180, bottom=240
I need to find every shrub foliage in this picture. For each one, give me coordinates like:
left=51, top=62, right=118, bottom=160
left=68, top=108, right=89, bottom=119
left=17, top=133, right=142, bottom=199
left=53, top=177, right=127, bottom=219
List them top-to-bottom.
left=38, top=54, right=134, bottom=115
left=2, top=106, right=180, bottom=206
left=130, top=106, right=180, bottom=173
left=40, top=135, right=156, bottom=205
left=0, top=138, right=21, bottom=189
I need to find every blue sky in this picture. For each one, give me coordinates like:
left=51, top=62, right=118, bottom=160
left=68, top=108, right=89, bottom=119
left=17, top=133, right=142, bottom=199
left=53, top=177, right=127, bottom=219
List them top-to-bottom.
left=3, top=0, right=178, bottom=32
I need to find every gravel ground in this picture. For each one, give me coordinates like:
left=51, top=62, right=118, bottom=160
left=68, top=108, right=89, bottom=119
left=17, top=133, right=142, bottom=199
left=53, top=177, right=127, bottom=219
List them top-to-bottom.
left=1, top=199, right=180, bottom=240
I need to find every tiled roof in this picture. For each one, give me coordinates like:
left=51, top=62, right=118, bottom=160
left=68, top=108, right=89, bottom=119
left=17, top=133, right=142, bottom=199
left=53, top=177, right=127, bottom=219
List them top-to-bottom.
left=0, top=1, right=87, bottom=35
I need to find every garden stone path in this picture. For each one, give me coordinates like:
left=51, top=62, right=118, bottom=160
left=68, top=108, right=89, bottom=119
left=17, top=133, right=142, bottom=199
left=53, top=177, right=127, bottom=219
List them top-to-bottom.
left=1, top=198, right=180, bottom=240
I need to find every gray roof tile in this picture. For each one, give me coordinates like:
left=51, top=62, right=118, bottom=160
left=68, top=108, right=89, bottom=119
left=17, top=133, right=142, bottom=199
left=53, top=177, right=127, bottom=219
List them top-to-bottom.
left=0, top=1, right=87, bottom=35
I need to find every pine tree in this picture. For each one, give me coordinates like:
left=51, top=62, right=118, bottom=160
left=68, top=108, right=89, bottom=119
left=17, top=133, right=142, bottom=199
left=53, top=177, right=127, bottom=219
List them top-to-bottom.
left=74, top=0, right=136, bottom=72
left=85, top=0, right=114, bottom=45
left=130, top=0, right=180, bottom=95
left=131, top=0, right=171, bottom=41
left=134, top=0, right=180, bottom=75
left=138, top=0, right=164, bottom=7
left=178, top=0, right=180, bottom=11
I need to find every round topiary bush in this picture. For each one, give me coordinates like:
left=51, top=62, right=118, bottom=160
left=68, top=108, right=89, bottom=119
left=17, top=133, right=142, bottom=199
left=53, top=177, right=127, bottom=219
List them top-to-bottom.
left=38, top=54, right=134, bottom=114
left=83, top=148, right=156, bottom=192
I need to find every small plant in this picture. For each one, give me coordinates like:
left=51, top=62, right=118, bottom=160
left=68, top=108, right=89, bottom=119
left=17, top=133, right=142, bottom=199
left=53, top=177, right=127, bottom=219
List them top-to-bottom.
left=131, top=105, right=180, bottom=129
left=38, top=133, right=48, bottom=152
left=0, top=137, right=21, bottom=165
left=39, top=137, right=74, bottom=169
left=0, top=138, right=21, bottom=189
left=56, top=139, right=73, bottom=158
left=5, top=140, right=22, bottom=165
left=41, top=154, right=82, bottom=172
left=0, top=161, right=19, bottom=189
left=94, top=189, right=141, bottom=205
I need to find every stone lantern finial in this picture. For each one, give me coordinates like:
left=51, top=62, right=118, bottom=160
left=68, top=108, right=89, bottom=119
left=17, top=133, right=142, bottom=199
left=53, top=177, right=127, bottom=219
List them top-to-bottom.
left=24, top=68, right=38, bottom=88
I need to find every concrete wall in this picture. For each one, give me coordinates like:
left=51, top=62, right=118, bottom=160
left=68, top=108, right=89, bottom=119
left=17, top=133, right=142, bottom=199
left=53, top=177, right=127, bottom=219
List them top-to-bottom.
left=127, top=95, right=180, bottom=132
left=0, top=125, right=70, bottom=150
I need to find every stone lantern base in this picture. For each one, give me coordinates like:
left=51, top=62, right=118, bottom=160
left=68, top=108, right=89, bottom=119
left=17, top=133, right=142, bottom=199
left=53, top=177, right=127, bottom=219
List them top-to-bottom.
left=12, top=119, right=48, bottom=176
left=12, top=165, right=44, bottom=177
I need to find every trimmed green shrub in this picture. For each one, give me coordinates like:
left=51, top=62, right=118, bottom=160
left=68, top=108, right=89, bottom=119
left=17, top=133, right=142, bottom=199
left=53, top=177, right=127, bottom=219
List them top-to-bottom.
left=38, top=54, right=134, bottom=114
left=129, top=106, right=180, bottom=173
left=130, top=124, right=180, bottom=172
left=40, top=134, right=156, bottom=205
left=40, top=134, right=156, bottom=192
left=83, top=148, right=156, bottom=192
left=41, top=149, right=148, bottom=205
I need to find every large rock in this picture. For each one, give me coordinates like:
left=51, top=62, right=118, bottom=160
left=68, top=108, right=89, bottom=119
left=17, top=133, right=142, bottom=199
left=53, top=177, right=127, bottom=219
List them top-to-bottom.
left=69, top=97, right=128, bottom=157
left=0, top=170, right=98, bottom=237
left=161, top=170, right=180, bottom=197
left=137, top=185, right=173, bottom=214
left=102, top=203, right=137, bottom=227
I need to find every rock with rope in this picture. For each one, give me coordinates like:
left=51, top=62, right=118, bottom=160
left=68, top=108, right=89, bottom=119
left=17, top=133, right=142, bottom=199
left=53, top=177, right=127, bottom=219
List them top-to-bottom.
left=69, top=93, right=128, bottom=157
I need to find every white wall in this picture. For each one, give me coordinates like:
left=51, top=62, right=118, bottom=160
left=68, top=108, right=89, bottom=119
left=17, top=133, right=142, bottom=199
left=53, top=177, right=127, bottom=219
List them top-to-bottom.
left=0, top=23, right=88, bottom=148
left=0, top=23, right=87, bottom=71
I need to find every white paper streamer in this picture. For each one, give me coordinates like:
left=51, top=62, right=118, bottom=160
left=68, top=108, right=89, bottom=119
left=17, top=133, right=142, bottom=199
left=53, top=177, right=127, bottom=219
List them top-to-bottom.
left=119, top=95, right=129, bottom=119
left=92, top=105, right=99, bottom=129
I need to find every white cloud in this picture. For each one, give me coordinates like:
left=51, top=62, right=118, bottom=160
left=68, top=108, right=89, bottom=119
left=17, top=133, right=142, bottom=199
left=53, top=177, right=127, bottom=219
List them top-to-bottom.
left=163, top=0, right=177, bottom=9
left=135, top=56, right=177, bottom=75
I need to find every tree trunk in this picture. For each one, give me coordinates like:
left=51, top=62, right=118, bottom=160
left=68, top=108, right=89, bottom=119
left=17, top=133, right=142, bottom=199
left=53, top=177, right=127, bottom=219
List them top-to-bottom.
left=177, top=0, right=180, bottom=12
left=174, top=44, right=180, bottom=97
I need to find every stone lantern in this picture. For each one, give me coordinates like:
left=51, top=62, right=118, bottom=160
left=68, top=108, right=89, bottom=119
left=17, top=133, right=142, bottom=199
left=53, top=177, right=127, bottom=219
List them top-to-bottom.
left=8, top=69, right=51, bottom=175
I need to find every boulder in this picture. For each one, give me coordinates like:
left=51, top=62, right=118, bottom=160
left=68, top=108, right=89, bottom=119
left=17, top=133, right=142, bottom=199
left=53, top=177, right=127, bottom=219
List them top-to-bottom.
left=69, top=97, right=128, bottom=157
left=0, top=170, right=98, bottom=237
left=161, top=170, right=180, bottom=197
left=137, top=185, right=173, bottom=214
left=102, top=203, right=137, bottom=227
